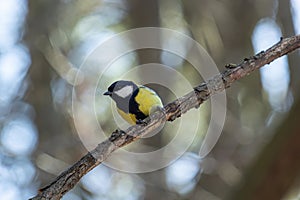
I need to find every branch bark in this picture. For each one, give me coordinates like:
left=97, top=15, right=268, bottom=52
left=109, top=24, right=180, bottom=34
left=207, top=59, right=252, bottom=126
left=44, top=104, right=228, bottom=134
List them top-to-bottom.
left=30, top=35, right=300, bottom=200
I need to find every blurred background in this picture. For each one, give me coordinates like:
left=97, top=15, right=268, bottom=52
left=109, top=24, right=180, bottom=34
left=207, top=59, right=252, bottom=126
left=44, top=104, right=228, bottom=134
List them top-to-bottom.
left=0, top=0, right=300, bottom=199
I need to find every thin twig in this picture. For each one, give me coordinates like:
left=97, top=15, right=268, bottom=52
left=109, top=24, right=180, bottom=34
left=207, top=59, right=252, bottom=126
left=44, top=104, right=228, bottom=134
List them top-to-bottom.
left=30, top=35, right=300, bottom=200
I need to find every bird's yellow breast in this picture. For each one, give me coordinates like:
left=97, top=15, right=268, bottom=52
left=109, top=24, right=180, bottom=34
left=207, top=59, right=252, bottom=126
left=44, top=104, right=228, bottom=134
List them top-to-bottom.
left=117, top=86, right=163, bottom=125
left=135, top=86, right=163, bottom=116
left=117, top=108, right=137, bottom=125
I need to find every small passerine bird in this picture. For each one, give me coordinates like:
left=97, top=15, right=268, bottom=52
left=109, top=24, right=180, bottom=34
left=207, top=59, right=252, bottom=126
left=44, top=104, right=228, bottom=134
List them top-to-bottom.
left=104, top=80, right=163, bottom=125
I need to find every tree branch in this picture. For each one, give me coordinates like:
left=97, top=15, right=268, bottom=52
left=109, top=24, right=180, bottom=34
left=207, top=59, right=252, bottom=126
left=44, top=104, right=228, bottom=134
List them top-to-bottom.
left=30, top=35, right=300, bottom=200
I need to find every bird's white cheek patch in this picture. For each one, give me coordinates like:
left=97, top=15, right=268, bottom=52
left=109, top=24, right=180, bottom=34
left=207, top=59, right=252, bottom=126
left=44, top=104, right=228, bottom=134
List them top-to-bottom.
left=114, top=85, right=133, bottom=98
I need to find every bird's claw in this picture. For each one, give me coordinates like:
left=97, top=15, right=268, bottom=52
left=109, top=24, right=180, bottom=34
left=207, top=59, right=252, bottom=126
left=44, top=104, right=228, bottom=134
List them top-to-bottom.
left=136, top=119, right=149, bottom=126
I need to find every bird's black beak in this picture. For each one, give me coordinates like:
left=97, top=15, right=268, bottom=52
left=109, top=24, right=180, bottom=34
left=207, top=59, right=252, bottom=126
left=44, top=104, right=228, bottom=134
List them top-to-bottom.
left=103, top=91, right=112, bottom=96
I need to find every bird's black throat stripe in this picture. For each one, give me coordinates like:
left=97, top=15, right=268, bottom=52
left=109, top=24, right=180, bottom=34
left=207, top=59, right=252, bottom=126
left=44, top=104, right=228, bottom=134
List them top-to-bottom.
left=116, top=87, right=147, bottom=121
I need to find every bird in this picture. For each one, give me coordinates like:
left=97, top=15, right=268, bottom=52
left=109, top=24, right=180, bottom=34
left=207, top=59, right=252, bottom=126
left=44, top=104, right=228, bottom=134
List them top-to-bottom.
left=103, top=80, right=163, bottom=125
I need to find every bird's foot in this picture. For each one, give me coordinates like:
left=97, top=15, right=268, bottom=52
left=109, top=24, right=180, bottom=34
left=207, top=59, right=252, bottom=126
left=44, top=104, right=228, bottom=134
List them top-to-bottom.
left=136, top=119, right=149, bottom=126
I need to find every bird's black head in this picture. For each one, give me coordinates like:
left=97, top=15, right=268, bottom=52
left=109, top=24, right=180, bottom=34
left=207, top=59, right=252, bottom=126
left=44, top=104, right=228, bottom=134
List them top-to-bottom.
left=103, top=80, right=138, bottom=100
